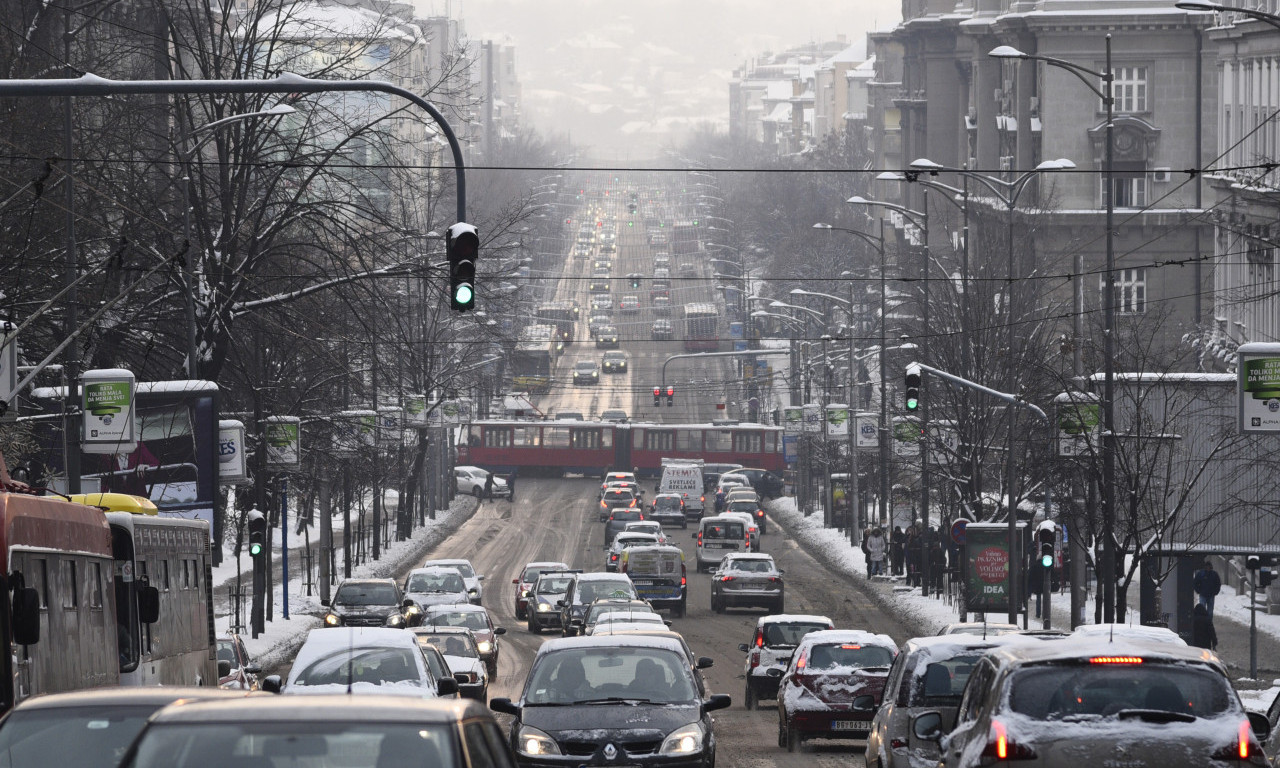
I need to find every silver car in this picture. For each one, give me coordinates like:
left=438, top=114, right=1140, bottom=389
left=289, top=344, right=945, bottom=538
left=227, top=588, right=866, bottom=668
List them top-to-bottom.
left=710, top=553, right=784, bottom=613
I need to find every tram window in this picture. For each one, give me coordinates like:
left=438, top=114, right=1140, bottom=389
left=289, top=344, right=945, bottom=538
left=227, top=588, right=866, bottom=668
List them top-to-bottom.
left=513, top=426, right=540, bottom=447
left=544, top=427, right=571, bottom=448
left=483, top=428, right=513, bottom=448
left=570, top=429, right=599, bottom=449
left=675, top=429, right=702, bottom=452
left=644, top=430, right=674, bottom=451
left=705, top=430, right=732, bottom=452
left=733, top=432, right=763, bottom=453
left=33, top=558, right=48, bottom=610
left=60, top=560, right=78, bottom=609
left=161, top=560, right=170, bottom=591
left=182, top=560, right=191, bottom=589
left=89, top=562, right=104, bottom=609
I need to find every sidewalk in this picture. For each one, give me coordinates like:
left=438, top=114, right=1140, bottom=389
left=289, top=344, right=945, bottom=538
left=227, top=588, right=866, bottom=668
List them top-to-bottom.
left=211, top=494, right=482, bottom=671
left=765, top=496, right=1280, bottom=712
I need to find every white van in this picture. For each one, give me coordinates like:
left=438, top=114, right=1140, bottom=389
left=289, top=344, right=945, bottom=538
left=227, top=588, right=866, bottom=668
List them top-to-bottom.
left=659, top=460, right=705, bottom=519
left=692, top=514, right=749, bottom=572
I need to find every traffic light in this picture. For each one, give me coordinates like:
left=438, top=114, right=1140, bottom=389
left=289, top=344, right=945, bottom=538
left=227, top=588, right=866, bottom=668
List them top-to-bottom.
left=446, top=224, right=479, bottom=312
left=631, top=275, right=641, bottom=289
left=905, top=364, right=921, bottom=411
left=665, top=385, right=675, bottom=407
left=653, top=386, right=661, bottom=407
left=248, top=513, right=266, bottom=561
left=1037, top=526, right=1055, bottom=569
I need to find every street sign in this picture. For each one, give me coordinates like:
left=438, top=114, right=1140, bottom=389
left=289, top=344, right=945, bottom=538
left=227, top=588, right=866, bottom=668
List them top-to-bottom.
left=950, top=517, right=970, bottom=546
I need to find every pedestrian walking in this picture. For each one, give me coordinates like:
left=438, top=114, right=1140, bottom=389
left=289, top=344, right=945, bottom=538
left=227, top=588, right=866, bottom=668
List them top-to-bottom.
left=506, top=470, right=516, bottom=502
left=483, top=472, right=494, bottom=501
left=904, top=524, right=922, bottom=587
left=890, top=525, right=906, bottom=576
left=860, top=527, right=873, bottom=576
left=866, top=527, right=887, bottom=577
left=927, top=528, right=946, bottom=592
left=1027, top=555, right=1045, bottom=618
left=1192, top=559, right=1221, bottom=617
left=1190, top=603, right=1218, bottom=650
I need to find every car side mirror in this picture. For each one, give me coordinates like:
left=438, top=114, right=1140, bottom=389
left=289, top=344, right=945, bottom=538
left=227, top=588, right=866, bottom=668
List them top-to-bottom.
left=690, top=532, right=698, bottom=539
left=778, top=570, right=785, bottom=575
left=478, top=575, right=485, bottom=581
left=512, top=578, right=519, bottom=585
left=320, top=597, right=330, bottom=607
left=402, top=599, right=415, bottom=609
left=556, top=600, right=566, bottom=608
left=664, top=620, right=672, bottom=627
left=494, top=627, right=507, bottom=635
left=737, top=643, right=750, bottom=653
left=696, top=656, right=714, bottom=670
left=218, top=659, right=232, bottom=678
left=245, top=664, right=262, bottom=675
left=766, top=668, right=783, bottom=678
left=260, top=675, right=283, bottom=694
left=437, top=677, right=459, bottom=697
left=702, top=693, right=732, bottom=713
left=851, top=694, right=877, bottom=713
left=489, top=697, right=520, bottom=716
left=912, top=711, right=945, bottom=743
left=1249, top=711, right=1271, bottom=742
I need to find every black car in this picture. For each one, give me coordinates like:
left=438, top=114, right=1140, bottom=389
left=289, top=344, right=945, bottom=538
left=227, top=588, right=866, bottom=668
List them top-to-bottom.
left=595, top=327, right=619, bottom=348
left=733, top=467, right=785, bottom=499
left=323, top=578, right=409, bottom=628
left=490, top=635, right=729, bottom=768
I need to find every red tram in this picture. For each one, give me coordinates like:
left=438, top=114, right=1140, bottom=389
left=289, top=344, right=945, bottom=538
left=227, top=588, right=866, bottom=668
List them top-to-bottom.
left=457, top=420, right=785, bottom=478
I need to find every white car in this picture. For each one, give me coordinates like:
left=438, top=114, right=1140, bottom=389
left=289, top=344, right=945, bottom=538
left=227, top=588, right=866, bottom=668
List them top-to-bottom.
left=454, top=465, right=510, bottom=499
left=721, top=511, right=761, bottom=551
left=623, top=520, right=668, bottom=545
left=420, top=558, right=485, bottom=604
left=282, top=627, right=440, bottom=698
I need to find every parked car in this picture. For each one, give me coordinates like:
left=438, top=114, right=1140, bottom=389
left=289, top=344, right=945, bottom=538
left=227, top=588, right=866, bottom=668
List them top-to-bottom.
left=601, top=350, right=628, bottom=373
left=573, top=359, right=601, bottom=385
left=454, top=465, right=511, bottom=499
left=648, top=492, right=688, bottom=528
left=605, top=531, right=661, bottom=571
left=710, top=553, right=784, bottom=613
left=420, top=558, right=485, bottom=604
left=513, top=561, right=570, bottom=620
left=403, top=566, right=472, bottom=611
left=527, top=570, right=579, bottom=634
left=559, top=571, right=639, bottom=636
left=323, top=578, right=409, bottom=628
left=420, top=604, right=506, bottom=676
left=739, top=614, right=835, bottom=709
left=272, top=626, right=446, bottom=698
left=411, top=626, right=489, bottom=700
left=775, top=629, right=898, bottom=751
left=216, top=633, right=260, bottom=690
left=864, top=634, right=1023, bottom=768
left=489, top=635, right=730, bottom=768
left=912, top=638, right=1270, bottom=768
left=0, top=687, right=249, bottom=768
left=116, top=695, right=511, bottom=768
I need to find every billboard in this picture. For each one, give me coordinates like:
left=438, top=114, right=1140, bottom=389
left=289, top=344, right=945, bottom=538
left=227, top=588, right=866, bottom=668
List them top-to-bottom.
left=1238, top=343, right=1280, bottom=433
left=964, top=522, right=1024, bottom=615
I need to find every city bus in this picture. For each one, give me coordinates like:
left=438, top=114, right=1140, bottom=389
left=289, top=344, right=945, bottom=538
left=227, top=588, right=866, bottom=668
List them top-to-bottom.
left=672, top=221, right=700, bottom=256
left=537, top=301, right=578, bottom=344
left=682, top=303, right=720, bottom=352
left=511, top=324, right=560, bottom=394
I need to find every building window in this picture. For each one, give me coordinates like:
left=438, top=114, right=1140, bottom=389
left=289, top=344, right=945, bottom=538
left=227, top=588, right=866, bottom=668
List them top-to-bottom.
left=1105, top=66, right=1148, bottom=113
left=1102, top=174, right=1147, bottom=209
left=1247, top=236, right=1274, bottom=284
left=1102, top=268, right=1147, bottom=314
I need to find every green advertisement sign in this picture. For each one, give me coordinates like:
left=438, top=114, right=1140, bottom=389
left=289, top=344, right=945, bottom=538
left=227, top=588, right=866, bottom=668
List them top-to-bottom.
left=1239, top=346, right=1280, bottom=433
left=81, top=370, right=136, bottom=452
left=264, top=418, right=301, bottom=470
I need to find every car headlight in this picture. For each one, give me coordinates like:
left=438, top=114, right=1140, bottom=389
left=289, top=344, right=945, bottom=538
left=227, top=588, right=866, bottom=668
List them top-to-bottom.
left=468, top=587, right=479, bottom=595
left=520, top=589, right=530, bottom=598
left=323, top=613, right=342, bottom=627
left=385, top=613, right=406, bottom=628
left=476, top=640, right=493, bottom=653
left=660, top=723, right=705, bottom=754
left=516, top=725, right=562, bottom=756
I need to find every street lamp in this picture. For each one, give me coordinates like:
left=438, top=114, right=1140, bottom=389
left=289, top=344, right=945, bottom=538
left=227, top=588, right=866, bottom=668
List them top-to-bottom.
left=1175, top=1, right=1280, bottom=29
left=990, top=37, right=1119, bottom=623
left=181, top=104, right=295, bottom=379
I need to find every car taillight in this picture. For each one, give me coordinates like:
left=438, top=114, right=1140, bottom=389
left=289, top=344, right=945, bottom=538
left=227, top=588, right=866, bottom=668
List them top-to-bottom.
left=601, top=500, right=608, bottom=508
left=756, top=509, right=764, bottom=517
left=721, top=575, right=735, bottom=582
left=768, top=577, right=780, bottom=583
left=754, top=629, right=764, bottom=648
left=795, top=650, right=807, bottom=670
left=981, top=720, right=1036, bottom=762
left=1212, top=721, right=1266, bottom=764
left=890, top=738, right=908, bottom=749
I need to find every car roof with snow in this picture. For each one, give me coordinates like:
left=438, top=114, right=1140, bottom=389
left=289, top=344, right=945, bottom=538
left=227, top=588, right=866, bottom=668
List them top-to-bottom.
left=756, top=614, right=834, bottom=628
left=1071, top=623, right=1187, bottom=645
left=288, top=628, right=423, bottom=680
left=795, top=629, right=898, bottom=652
left=532, top=633, right=687, bottom=659
left=985, top=635, right=1217, bottom=668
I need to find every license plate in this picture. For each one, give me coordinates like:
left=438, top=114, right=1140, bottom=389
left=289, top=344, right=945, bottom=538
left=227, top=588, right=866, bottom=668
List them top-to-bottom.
left=706, top=542, right=731, bottom=549
left=632, top=579, right=654, bottom=586
left=830, top=720, right=871, bottom=731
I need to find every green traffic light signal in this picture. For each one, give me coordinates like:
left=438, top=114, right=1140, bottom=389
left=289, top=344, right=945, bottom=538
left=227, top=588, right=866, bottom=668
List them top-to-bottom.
left=454, top=283, right=474, bottom=306
left=906, top=395, right=919, bottom=411
left=249, top=539, right=263, bottom=557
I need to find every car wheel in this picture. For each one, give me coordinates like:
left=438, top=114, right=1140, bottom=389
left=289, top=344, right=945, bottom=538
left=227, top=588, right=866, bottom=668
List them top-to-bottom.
left=472, top=486, right=482, bottom=498
left=676, top=597, right=686, bottom=618
left=775, top=599, right=785, bottom=613
left=516, top=606, right=526, bottom=620
left=528, top=616, right=541, bottom=634
left=744, top=681, right=757, bottom=710
left=777, top=716, right=787, bottom=748
left=786, top=724, right=802, bottom=753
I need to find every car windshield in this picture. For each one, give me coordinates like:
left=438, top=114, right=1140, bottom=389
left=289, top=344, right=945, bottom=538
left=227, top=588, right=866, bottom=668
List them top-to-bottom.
left=606, top=492, right=635, bottom=502
left=655, top=497, right=681, bottom=510
left=727, top=502, right=758, bottom=513
left=703, top=522, right=744, bottom=540
left=726, top=559, right=774, bottom=574
left=444, top=563, right=475, bottom=579
left=522, top=566, right=557, bottom=583
left=406, top=572, right=466, bottom=594
left=537, top=577, right=573, bottom=595
left=577, top=580, right=635, bottom=603
left=334, top=583, right=397, bottom=606
left=587, top=603, right=643, bottom=623
left=425, top=611, right=489, bottom=631
left=763, top=622, right=831, bottom=647
left=416, top=633, right=479, bottom=659
left=216, top=640, right=238, bottom=665
left=804, top=643, right=895, bottom=670
left=292, top=647, right=423, bottom=687
left=525, top=647, right=697, bottom=705
left=911, top=653, right=985, bottom=706
left=1008, top=663, right=1235, bottom=721
left=0, top=704, right=158, bottom=768
left=126, top=722, right=457, bottom=768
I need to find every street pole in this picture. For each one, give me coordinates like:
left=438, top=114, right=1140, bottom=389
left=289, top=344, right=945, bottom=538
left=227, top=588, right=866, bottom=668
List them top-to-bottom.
left=1100, top=34, right=1118, bottom=623
left=919, top=189, right=931, bottom=597
left=879, top=219, right=889, bottom=529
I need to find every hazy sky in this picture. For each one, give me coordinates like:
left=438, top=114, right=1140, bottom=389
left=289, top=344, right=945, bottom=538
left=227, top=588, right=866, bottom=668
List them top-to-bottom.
left=423, top=0, right=902, bottom=161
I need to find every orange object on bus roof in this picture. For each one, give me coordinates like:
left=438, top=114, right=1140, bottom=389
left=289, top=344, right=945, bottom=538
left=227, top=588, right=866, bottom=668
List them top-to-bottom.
left=70, top=493, right=159, bottom=515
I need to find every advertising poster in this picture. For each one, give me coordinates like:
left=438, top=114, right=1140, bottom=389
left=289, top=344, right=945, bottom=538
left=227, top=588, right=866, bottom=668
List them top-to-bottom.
left=1238, top=343, right=1280, bottom=433
left=81, top=369, right=137, bottom=454
left=1054, top=392, right=1100, bottom=456
left=826, top=404, right=849, bottom=437
left=782, top=406, right=804, bottom=434
left=855, top=414, right=879, bottom=449
left=264, top=416, right=301, bottom=470
left=218, top=420, right=248, bottom=484
left=965, top=523, right=1023, bottom=615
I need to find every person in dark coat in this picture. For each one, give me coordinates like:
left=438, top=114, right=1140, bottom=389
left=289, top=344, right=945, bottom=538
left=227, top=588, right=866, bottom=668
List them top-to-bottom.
left=506, top=470, right=516, bottom=502
left=483, top=472, right=494, bottom=500
left=904, top=524, right=922, bottom=587
left=890, top=526, right=906, bottom=576
left=927, top=528, right=946, bottom=592
left=1027, top=557, right=1046, bottom=618
left=1192, top=559, right=1221, bottom=618
left=1190, top=603, right=1217, bottom=650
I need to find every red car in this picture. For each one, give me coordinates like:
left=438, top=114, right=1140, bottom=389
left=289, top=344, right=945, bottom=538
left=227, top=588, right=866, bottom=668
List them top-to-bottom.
left=512, top=561, right=569, bottom=620
left=775, top=629, right=898, bottom=752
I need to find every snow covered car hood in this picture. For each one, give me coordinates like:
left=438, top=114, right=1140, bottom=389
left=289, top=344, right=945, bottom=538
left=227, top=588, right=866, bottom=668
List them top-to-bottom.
left=519, top=700, right=703, bottom=741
